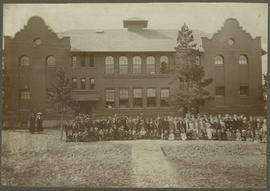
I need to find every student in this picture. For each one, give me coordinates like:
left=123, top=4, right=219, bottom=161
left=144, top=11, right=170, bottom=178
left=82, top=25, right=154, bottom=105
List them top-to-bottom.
left=29, top=112, right=36, bottom=134
left=36, top=112, right=43, bottom=133
left=174, top=118, right=181, bottom=140
left=179, top=118, right=187, bottom=141
left=261, top=118, right=267, bottom=143
left=65, top=120, right=73, bottom=142
left=206, top=120, right=212, bottom=140
left=220, top=120, right=226, bottom=140
left=226, top=128, right=232, bottom=141
left=163, top=129, right=169, bottom=140
left=236, top=129, right=242, bottom=141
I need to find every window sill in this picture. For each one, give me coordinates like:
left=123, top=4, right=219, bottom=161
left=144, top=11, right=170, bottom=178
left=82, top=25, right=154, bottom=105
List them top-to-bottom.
left=72, top=66, right=97, bottom=69
left=104, top=74, right=171, bottom=79
left=72, top=90, right=97, bottom=94
left=72, top=90, right=96, bottom=91
left=103, top=107, right=172, bottom=110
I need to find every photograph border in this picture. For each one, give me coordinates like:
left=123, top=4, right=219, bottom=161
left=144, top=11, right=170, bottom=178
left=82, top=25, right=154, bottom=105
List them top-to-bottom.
left=0, top=0, right=269, bottom=190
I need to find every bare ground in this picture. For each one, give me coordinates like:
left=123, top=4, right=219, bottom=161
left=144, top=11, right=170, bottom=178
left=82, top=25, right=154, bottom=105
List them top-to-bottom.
left=1, top=130, right=267, bottom=188
left=130, top=140, right=190, bottom=188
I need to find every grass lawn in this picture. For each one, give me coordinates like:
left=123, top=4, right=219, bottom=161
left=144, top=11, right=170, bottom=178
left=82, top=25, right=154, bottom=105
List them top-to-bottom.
left=1, top=130, right=132, bottom=187
left=1, top=130, right=267, bottom=188
left=162, top=141, right=267, bottom=188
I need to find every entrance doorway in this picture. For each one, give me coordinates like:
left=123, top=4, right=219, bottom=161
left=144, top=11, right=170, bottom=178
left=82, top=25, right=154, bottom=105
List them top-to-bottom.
left=77, top=101, right=95, bottom=115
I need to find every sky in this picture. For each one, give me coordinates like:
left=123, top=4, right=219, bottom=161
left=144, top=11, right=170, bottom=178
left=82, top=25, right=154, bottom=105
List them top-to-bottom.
left=2, top=3, right=268, bottom=73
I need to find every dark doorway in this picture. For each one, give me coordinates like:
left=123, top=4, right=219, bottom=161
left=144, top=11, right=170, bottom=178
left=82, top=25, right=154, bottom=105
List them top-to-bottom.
left=77, top=101, right=95, bottom=115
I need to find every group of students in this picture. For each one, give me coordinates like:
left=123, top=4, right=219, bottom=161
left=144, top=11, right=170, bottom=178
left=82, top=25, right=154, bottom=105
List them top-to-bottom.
left=29, top=112, right=44, bottom=133
left=64, top=113, right=267, bottom=143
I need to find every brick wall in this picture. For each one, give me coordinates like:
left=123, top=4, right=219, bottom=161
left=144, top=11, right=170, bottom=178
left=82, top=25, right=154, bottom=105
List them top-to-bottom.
left=3, top=17, right=265, bottom=124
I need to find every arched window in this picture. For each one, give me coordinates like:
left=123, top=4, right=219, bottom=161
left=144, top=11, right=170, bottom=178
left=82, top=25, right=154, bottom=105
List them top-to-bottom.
left=215, top=55, right=224, bottom=65
left=239, top=55, right=248, bottom=65
left=20, top=56, right=30, bottom=66
left=47, top=56, right=56, bottom=67
left=105, top=56, right=114, bottom=74
left=119, top=56, right=128, bottom=74
left=132, top=56, right=142, bottom=74
left=146, top=56, right=155, bottom=74
left=160, top=56, right=169, bottom=73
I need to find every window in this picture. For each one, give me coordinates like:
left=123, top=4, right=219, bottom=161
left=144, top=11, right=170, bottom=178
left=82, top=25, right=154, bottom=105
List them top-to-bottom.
left=33, top=38, right=42, bottom=46
left=228, top=38, right=235, bottom=45
left=239, top=55, right=248, bottom=65
left=20, top=56, right=30, bottom=66
left=47, top=56, right=56, bottom=67
left=72, top=56, right=77, bottom=67
left=80, top=56, right=86, bottom=67
left=89, top=56, right=94, bottom=67
left=105, top=56, right=114, bottom=74
left=119, top=56, right=128, bottom=74
left=132, top=56, right=142, bottom=74
left=146, top=56, right=155, bottom=74
left=160, top=56, right=169, bottom=73
left=215, top=56, right=224, bottom=65
left=72, top=78, right=77, bottom=89
left=81, top=78, right=86, bottom=90
left=90, top=78, right=95, bottom=90
left=215, top=86, right=225, bottom=96
left=240, top=86, right=249, bottom=96
left=133, top=88, right=143, bottom=107
left=147, top=88, right=156, bottom=107
left=160, top=88, right=169, bottom=107
left=20, top=89, right=30, bottom=100
left=105, top=89, right=115, bottom=108
left=119, top=89, right=129, bottom=108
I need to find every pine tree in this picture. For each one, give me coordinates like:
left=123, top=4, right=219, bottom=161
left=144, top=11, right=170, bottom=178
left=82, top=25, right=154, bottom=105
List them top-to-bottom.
left=172, top=23, right=213, bottom=115
left=160, top=61, right=168, bottom=74
left=47, top=68, right=75, bottom=140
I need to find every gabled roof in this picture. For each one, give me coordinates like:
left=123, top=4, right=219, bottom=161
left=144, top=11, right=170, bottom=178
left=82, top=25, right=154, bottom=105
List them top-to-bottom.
left=57, top=29, right=212, bottom=52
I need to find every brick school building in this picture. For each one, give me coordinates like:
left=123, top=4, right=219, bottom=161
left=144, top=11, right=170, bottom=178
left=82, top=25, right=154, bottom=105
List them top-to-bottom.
left=3, top=16, right=266, bottom=127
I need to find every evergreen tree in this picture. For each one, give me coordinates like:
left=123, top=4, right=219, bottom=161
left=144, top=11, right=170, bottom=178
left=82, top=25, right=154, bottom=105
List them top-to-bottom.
left=172, top=23, right=213, bottom=115
left=160, top=61, right=168, bottom=74
left=47, top=68, right=75, bottom=140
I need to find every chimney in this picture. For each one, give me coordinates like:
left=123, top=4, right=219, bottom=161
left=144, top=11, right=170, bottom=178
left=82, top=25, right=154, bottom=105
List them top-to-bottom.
left=123, top=17, right=148, bottom=31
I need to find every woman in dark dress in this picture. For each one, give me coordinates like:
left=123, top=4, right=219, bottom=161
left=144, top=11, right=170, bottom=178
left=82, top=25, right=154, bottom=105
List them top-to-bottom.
left=29, top=112, right=36, bottom=133
left=36, top=112, right=43, bottom=133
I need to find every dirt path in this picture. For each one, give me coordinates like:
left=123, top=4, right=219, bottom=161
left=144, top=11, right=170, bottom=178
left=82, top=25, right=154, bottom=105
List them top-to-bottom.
left=129, top=140, right=190, bottom=188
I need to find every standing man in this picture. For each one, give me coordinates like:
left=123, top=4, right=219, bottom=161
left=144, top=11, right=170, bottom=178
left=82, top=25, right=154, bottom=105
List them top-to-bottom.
left=29, top=112, right=36, bottom=133
left=36, top=112, right=43, bottom=133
